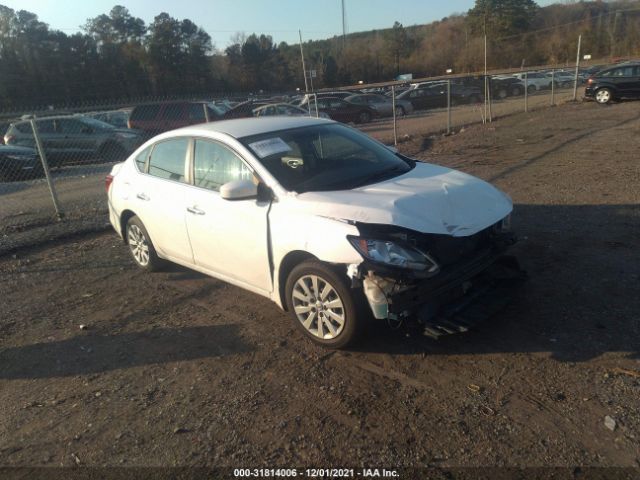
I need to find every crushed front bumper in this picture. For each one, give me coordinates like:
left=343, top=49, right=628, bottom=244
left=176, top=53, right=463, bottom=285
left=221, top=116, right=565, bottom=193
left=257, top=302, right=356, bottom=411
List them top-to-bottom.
left=365, top=250, right=526, bottom=338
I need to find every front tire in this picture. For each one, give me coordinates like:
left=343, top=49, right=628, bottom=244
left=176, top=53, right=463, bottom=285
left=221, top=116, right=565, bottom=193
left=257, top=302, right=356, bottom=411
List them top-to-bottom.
left=595, top=88, right=613, bottom=105
left=394, top=106, right=405, bottom=117
left=126, top=216, right=163, bottom=271
left=285, top=260, right=362, bottom=348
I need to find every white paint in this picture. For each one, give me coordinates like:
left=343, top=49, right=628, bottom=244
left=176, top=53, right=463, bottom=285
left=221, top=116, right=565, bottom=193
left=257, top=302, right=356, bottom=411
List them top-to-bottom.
left=108, top=118, right=513, bottom=314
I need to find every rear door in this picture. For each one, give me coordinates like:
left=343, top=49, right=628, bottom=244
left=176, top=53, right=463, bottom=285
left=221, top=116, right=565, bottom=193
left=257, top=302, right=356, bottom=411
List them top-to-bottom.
left=611, top=66, right=640, bottom=97
left=367, top=95, right=392, bottom=116
left=163, top=103, right=188, bottom=131
left=56, top=118, right=95, bottom=161
left=133, top=137, right=194, bottom=263
left=184, top=138, right=272, bottom=292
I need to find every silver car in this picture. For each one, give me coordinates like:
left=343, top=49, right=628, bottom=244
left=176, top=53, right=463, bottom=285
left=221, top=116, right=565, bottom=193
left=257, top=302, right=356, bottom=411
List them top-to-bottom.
left=345, top=93, right=414, bottom=117
left=4, top=115, right=142, bottom=167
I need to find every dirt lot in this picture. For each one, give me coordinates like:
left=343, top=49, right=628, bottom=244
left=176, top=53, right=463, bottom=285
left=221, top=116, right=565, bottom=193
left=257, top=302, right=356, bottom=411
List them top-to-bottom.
left=1, top=100, right=639, bottom=472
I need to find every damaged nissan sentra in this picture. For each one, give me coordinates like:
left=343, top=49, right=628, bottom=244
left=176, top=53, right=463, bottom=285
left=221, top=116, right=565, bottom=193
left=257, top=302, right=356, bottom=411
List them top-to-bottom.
left=107, top=116, right=525, bottom=348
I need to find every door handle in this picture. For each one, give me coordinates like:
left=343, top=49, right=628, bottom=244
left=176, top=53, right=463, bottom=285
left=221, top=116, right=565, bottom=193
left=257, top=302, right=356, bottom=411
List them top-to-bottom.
left=136, top=193, right=150, bottom=201
left=186, top=206, right=205, bottom=215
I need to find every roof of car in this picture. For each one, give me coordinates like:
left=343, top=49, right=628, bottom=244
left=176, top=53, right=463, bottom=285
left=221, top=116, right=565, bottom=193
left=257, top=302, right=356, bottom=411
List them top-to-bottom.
left=172, top=116, right=332, bottom=139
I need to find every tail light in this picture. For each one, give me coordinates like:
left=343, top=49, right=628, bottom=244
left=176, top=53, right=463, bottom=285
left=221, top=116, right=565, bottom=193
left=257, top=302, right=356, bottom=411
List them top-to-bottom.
left=105, top=174, right=114, bottom=193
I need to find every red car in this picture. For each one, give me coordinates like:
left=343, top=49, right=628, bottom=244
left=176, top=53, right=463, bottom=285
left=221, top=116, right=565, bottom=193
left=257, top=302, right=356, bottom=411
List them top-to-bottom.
left=128, top=101, right=223, bottom=135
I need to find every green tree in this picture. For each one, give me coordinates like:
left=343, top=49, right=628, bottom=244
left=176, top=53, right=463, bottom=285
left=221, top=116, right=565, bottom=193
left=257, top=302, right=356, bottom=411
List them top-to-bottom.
left=467, top=0, right=539, bottom=38
left=386, top=21, right=408, bottom=76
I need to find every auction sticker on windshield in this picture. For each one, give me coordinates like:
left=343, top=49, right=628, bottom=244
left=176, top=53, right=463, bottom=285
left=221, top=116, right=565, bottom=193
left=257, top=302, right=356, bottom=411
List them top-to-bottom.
left=249, top=137, right=292, bottom=158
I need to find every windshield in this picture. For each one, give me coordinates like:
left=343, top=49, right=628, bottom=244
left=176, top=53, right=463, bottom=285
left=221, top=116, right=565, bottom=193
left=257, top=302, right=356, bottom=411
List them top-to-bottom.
left=80, top=117, right=115, bottom=131
left=240, top=123, right=413, bottom=193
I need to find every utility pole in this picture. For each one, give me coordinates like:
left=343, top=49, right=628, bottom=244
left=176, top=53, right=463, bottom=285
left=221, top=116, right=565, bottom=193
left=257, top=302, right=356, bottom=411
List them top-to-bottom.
left=342, top=0, right=347, bottom=50
left=299, top=30, right=309, bottom=94
left=483, top=33, right=488, bottom=124
left=573, top=34, right=582, bottom=101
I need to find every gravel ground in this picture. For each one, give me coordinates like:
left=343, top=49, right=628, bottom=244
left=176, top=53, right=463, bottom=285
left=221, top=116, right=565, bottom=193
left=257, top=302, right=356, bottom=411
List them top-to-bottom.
left=0, top=100, right=639, bottom=473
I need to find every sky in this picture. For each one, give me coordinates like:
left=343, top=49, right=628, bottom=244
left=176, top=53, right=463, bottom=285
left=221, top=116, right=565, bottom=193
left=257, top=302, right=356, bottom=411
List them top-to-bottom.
left=1, top=0, right=556, bottom=49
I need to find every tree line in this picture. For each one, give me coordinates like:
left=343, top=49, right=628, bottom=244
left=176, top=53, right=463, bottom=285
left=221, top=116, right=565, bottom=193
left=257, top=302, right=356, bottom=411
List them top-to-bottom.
left=0, top=0, right=639, bottom=109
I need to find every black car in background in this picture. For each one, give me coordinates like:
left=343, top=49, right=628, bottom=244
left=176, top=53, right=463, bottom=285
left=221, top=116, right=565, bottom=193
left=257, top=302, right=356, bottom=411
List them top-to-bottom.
left=584, top=63, right=640, bottom=104
left=398, top=83, right=482, bottom=110
left=304, top=97, right=376, bottom=123
left=222, top=100, right=269, bottom=119
left=0, top=144, right=41, bottom=182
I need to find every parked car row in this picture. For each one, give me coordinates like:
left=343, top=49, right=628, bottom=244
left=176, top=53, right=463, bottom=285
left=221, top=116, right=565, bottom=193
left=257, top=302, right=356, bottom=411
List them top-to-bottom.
left=3, top=115, right=144, bottom=171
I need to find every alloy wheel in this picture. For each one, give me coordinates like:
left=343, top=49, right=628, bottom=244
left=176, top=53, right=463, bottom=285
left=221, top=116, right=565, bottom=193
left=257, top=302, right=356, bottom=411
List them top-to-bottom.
left=128, top=224, right=150, bottom=266
left=292, top=275, right=345, bottom=340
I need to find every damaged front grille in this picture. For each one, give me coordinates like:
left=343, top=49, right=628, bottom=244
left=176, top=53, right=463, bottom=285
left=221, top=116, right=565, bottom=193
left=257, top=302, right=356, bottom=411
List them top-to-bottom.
left=408, top=227, right=494, bottom=267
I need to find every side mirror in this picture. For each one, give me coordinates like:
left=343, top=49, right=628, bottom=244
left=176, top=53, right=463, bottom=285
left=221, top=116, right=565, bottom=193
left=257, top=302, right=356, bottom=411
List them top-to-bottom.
left=220, top=179, right=258, bottom=201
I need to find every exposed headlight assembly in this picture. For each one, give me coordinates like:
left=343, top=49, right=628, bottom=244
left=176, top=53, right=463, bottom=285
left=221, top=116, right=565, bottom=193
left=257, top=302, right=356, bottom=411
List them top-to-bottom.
left=348, top=236, right=439, bottom=274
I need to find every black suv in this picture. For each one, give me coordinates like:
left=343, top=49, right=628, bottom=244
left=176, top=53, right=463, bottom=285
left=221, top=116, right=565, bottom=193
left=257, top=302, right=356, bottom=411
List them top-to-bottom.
left=584, top=63, right=640, bottom=104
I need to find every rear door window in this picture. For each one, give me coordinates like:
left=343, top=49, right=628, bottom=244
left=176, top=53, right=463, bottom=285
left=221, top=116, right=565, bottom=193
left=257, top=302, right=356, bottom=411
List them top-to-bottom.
left=612, top=67, right=636, bottom=77
left=165, top=104, right=186, bottom=120
left=188, top=104, right=206, bottom=121
left=131, top=105, right=160, bottom=121
left=56, top=119, right=86, bottom=134
left=35, top=120, right=55, bottom=133
left=147, top=138, right=189, bottom=182
left=134, top=146, right=151, bottom=172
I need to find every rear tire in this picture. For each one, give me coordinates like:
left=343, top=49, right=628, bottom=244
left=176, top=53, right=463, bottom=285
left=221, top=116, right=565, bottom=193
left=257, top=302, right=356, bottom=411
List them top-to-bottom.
left=527, top=84, right=536, bottom=94
left=497, top=88, right=508, bottom=100
left=394, top=106, right=405, bottom=117
left=125, top=215, right=163, bottom=271
left=285, top=260, right=363, bottom=349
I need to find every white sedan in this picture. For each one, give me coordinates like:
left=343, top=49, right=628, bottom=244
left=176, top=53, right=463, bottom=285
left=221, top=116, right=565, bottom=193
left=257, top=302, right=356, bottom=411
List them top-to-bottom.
left=107, top=117, right=523, bottom=347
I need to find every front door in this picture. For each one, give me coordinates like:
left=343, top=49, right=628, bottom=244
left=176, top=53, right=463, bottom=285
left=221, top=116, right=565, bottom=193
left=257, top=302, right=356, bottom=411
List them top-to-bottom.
left=184, top=138, right=272, bottom=293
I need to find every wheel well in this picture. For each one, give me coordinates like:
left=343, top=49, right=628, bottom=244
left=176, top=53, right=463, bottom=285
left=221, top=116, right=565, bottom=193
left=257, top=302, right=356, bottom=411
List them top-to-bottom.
left=120, top=209, right=136, bottom=242
left=278, top=250, right=317, bottom=310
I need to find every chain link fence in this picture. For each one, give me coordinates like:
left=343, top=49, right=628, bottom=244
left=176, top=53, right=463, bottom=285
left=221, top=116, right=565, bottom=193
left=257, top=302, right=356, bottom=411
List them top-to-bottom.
left=0, top=59, right=611, bottom=254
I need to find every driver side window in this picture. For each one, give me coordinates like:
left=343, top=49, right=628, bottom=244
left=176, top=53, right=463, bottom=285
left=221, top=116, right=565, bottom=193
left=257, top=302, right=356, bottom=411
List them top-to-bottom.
left=193, top=140, right=254, bottom=192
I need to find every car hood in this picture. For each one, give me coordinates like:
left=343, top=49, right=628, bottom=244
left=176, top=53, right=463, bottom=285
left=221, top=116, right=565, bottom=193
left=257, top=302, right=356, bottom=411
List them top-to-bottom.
left=290, top=162, right=512, bottom=237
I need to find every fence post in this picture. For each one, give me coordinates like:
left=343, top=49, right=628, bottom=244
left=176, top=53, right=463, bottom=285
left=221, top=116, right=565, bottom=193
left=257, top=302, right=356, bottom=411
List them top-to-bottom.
left=573, top=34, right=582, bottom=101
left=551, top=69, right=556, bottom=106
left=524, top=72, right=529, bottom=112
left=483, top=75, right=487, bottom=124
left=487, top=76, right=493, bottom=122
left=446, top=80, right=451, bottom=134
left=392, top=85, right=398, bottom=146
left=203, top=103, right=210, bottom=122
left=30, top=119, right=63, bottom=219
